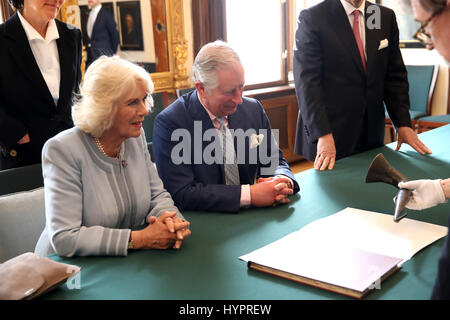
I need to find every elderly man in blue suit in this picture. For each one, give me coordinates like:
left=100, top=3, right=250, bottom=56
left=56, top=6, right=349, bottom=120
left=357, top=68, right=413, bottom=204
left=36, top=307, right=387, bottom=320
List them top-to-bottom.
left=85, top=0, right=119, bottom=67
left=153, top=41, right=299, bottom=213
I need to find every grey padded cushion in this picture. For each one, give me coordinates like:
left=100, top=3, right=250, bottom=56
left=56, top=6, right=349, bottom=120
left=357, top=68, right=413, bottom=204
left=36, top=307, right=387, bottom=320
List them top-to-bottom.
left=0, top=188, right=45, bottom=263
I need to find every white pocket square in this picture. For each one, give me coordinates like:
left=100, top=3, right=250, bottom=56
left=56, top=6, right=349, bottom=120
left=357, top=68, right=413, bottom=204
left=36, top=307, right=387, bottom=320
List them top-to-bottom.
left=378, top=39, right=389, bottom=50
left=250, top=133, right=264, bottom=149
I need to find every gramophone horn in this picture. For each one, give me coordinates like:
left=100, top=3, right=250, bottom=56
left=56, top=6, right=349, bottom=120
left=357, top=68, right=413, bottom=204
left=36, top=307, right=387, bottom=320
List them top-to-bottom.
left=365, top=153, right=412, bottom=222
left=365, top=153, right=408, bottom=186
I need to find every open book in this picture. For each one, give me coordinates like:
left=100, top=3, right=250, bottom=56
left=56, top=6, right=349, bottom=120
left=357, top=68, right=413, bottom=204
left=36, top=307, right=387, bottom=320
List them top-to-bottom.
left=239, top=208, right=448, bottom=299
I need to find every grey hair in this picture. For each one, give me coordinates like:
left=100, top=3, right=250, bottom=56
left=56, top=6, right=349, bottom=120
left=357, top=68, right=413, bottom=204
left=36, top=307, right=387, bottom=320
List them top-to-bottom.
left=192, top=40, right=242, bottom=90
left=72, top=56, right=154, bottom=137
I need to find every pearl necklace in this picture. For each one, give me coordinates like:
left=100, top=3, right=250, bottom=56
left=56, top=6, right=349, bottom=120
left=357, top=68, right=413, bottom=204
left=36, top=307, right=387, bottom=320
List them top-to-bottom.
left=92, top=136, right=120, bottom=159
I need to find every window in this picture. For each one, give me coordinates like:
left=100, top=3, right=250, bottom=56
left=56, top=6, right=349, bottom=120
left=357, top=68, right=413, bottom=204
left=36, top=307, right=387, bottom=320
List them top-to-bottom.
left=193, top=0, right=313, bottom=90
left=223, top=0, right=316, bottom=89
left=225, top=0, right=287, bottom=88
left=288, top=1, right=323, bottom=79
left=293, top=1, right=324, bottom=35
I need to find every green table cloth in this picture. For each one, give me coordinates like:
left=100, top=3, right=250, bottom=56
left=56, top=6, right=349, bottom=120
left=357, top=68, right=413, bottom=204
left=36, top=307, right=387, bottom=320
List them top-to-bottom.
left=45, top=125, right=450, bottom=300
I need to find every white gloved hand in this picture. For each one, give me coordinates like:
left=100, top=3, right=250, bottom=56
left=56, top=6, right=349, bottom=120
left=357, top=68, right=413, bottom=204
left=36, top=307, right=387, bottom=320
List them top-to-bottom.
left=396, top=179, right=446, bottom=210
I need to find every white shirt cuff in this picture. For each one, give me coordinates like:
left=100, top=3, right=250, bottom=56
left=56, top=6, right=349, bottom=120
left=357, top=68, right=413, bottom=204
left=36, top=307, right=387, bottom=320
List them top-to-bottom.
left=240, top=184, right=251, bottom=207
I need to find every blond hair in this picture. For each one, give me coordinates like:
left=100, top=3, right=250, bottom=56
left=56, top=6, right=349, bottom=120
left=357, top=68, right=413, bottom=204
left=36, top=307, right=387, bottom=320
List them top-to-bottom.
left=72, top=56, right=154, bottom=137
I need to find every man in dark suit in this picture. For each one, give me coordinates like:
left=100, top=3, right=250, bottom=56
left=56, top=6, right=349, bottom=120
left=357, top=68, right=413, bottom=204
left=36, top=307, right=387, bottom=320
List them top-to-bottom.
left=85, top=0, right=119, bottom=67
left=293, top=0, right=431, bottom=171
left=0, top=6, right=82, bottom=170
left=153, top=41, right=299, bottom=213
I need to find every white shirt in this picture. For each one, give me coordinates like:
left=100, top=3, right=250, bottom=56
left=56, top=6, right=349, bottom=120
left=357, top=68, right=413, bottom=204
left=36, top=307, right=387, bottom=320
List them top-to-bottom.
left=340, top=0, right=367, bottom=59
left=87, top=4, right=102, bottom=38
left=18, top=11, right=60, bottom=105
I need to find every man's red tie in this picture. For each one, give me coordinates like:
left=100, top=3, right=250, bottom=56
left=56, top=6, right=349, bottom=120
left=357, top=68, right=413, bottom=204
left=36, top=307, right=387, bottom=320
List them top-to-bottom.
left=353, top=10, right=367, bottom=73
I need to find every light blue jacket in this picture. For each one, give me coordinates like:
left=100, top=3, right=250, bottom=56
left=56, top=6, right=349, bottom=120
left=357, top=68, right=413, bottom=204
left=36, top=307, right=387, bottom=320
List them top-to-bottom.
left=35, top=127, right=182, bottom=257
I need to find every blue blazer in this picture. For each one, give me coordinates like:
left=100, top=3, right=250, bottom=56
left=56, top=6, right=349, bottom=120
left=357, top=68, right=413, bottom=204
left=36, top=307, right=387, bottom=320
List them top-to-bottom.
left=85, top=7, right=119, bottom=65
left=153, top=91, right=299, bottom=213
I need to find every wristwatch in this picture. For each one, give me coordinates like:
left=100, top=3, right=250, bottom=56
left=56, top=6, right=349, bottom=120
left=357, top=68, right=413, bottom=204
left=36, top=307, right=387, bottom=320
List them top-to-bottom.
left=128, top=233, right=134, bottom=250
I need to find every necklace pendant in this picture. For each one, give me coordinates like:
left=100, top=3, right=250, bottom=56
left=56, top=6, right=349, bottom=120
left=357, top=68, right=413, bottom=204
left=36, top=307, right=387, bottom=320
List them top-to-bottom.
left=92, top=135, right=121, bottom=160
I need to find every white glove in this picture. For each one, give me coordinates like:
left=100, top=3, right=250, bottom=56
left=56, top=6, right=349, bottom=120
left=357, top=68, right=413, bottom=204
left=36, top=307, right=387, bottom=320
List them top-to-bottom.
left=396, top=179, right=446, bottom=210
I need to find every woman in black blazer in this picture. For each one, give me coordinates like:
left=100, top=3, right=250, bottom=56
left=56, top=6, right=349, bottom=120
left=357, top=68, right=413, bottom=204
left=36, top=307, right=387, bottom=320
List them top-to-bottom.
left=0, top=0, right=82, bottom=169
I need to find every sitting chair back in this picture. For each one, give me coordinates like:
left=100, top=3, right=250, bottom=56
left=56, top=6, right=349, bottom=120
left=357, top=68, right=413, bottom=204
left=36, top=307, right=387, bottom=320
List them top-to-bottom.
left=406, top=65, right=438, bottom=119
left=142, top=92, right=166, bottom=160
left=0, top=163, right=43, bottom=196
left=0, top=187, right=46, bottom=262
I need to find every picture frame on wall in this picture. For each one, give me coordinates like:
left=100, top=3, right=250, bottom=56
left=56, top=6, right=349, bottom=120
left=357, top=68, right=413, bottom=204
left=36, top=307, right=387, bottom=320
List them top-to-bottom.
left=377, top=0, right=425, bottom=48
left=117, top=1, right=144, bottom=51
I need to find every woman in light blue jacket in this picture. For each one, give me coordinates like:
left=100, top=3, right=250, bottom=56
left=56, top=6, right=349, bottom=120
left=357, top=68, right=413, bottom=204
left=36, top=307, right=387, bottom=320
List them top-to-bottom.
left=35, top=56, right=191, bottom=257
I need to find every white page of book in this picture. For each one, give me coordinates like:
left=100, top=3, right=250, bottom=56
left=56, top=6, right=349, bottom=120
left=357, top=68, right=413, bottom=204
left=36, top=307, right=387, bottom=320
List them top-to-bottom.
left=239, top=207, right=448, bottom=292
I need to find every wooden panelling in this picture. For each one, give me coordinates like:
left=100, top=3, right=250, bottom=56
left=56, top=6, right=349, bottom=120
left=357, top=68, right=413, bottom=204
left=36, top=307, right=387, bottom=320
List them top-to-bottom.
left=151, top=0, right=169, bottom=72
left=191, top=0, right=225, bottom=57
left=245, top=85, right=302, bottom=163
left=265, top=105, right=289, bottom=150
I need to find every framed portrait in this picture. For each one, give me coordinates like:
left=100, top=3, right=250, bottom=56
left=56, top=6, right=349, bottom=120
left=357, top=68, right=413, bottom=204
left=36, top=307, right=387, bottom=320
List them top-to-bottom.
left=377, top=0, right=425, bottom=48
left=117, top=1, right=144, bottom=51
left=79, top=2, right=114, bottom=44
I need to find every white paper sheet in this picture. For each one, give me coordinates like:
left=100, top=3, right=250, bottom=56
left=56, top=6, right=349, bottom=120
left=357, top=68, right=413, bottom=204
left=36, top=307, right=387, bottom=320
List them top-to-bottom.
left=240, top=207, right=448, bottom=264
left=239, top=208, right=448, bottom=292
